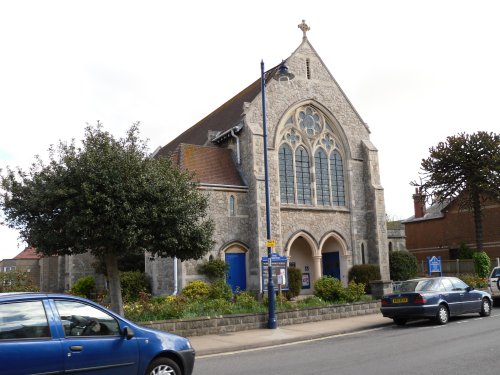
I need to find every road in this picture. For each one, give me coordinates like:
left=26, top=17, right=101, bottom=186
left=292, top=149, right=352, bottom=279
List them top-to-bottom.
left=194, top=307, right=500, bottom=375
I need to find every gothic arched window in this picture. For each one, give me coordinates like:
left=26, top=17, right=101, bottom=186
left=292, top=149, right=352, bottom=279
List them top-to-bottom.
left=279, top=144, right=295, bottom=203
left=295, top=146, right=311, bottom=204
left=315, top=149, right=330, bottom=205
left=330, top=150, right=345, bottom=206
left=229, top=195, right=235, bottom=216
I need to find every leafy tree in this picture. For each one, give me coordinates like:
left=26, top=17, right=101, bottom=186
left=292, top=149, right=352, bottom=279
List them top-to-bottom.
left=0, top=123, right=214, bottom=315
left=413, top=131, right=500, bottom=252
left=0, top=270, right=39, bottom=292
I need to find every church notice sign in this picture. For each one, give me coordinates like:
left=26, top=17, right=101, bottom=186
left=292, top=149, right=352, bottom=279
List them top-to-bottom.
left=261, top=253, right=288, bottom=292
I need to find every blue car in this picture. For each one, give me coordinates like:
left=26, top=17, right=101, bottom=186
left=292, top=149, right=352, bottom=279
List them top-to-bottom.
left=381, top=276, right=492, bottom=326
left=0, top=292, right=195, bottom=375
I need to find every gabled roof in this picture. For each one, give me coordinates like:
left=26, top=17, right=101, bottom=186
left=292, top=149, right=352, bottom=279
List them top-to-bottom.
left=156, top=66, right=280, bottom=157
left=172, top=144, right=245, bottom=187
left=402, top=199, right=452, bottom=223
left=14, top=247, right=42, bottom=259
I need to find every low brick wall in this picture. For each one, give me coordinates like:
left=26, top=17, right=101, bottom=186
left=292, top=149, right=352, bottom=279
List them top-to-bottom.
left=141, top=300, right=381, bottom=337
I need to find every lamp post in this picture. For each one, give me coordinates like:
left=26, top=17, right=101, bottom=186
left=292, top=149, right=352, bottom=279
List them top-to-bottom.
left=260, top=60, right=276, bottom=329
left=261, top=60, right=294, bottom=329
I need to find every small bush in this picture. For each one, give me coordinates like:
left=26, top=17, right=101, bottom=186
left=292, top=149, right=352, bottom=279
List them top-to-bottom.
left=458, top=242, right=474, bottom=259
left=389, top=251, right=418, bottom=281
left=472, top=251, right=491, bottom=279
left=198, top=258, right=229, bottom=281
left=348, top=264, right=381, bottom=294
left=286, top=267, right=302, bottom=299
left=0, top=270, right=39, bottom=292
left=120, top=271, right=151, bottom=302
left=461, top=273, right=488, bottom=289
left=70, top=276, right=95, bottom=299
left=314, top=276, right=344, bottom=302
left=208, top=279, right=233, bottom=301
left=181, top=280, right=210, bottom=301
left=344, top=280, right=367, bottom=302
left=235, top=291, right=262, bottom=311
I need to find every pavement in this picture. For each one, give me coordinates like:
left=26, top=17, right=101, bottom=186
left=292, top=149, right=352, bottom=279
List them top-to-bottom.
left=188, top=313, right=392, bottom=357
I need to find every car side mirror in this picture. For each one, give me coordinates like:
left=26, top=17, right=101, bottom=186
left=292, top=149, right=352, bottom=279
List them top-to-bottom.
left=466, top=286, right=473, bottom=292
left=122, top=326, right=135, bottom=340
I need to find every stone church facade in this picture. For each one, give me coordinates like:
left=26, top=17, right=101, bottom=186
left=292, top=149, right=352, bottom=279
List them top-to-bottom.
left=147, top=21, right=391, bottom=296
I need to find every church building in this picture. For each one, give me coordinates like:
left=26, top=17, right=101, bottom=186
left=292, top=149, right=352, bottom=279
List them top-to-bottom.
left=147, top=21, right=391, bottom=296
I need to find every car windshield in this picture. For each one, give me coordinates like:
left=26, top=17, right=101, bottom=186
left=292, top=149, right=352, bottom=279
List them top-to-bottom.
left=397, top=279, right=437, bottom=292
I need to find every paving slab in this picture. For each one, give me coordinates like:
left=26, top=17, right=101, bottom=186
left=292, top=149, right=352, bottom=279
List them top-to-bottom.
left=189, top=313, right=392, bottom=356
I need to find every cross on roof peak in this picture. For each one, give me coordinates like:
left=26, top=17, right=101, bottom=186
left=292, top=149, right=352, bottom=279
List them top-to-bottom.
left=298, top=20, right=310, bottom=39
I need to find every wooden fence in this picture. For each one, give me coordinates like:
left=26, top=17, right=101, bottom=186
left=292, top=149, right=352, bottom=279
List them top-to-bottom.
left=417, top=258, right=500, bottom=276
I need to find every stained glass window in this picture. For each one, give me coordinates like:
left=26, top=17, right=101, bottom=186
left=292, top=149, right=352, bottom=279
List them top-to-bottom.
left=279, top=144, right=295, bottom=203
left=295, top=146, right=311, bottom=204
left=315, top=149, right=330, bottom=205
left=330, top=150, right=345, bottom=206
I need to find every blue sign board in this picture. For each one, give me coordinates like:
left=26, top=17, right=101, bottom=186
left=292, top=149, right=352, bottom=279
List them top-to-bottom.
left=261, top=253, right=288, bottom=292
left=427, top=256, right=442, bottom=276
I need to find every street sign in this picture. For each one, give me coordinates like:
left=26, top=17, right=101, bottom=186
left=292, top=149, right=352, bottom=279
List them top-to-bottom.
left=266, top=239, right=276, bottom=248
left=427, top=256, right=442, bottom=276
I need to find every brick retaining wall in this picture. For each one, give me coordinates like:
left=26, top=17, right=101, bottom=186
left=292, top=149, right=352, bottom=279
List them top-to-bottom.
left=141, top=300, right=381, bottom=337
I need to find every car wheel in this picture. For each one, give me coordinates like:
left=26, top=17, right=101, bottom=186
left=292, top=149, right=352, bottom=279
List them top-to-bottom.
left=480, top=298, right=491, bottom=317
left=435, top=304, right=449, bottom=325
left=393, top=317, right=407, bottom=326
left=146, top=358, right=181, bottom=375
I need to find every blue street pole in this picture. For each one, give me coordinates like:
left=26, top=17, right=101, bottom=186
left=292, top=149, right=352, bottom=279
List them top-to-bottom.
left=261, top=60, right=277, bottom=329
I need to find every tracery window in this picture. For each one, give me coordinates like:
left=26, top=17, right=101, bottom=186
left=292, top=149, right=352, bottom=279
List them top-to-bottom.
left=278, top=105, right=346, bottom=208
left=279, top=144, right=295, bottom=204
left=295, top=146, right=311, bottom=204
left=315, top=149, right=330, bottom=205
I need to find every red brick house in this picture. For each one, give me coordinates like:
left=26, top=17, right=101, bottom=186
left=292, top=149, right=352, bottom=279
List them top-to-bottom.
left=403, top=188, right=500, bottom=261
left=0, top=247, right=42, bottom=288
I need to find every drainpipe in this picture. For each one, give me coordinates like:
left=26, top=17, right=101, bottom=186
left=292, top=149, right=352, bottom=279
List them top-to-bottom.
left=230, top=129, right=240, bottom=165
left=173, top=256, right=178, bottom=295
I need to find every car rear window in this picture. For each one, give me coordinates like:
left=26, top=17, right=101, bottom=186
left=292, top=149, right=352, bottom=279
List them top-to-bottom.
left=399, top=279, right=437, bottom=292
left=0, top=301, right=51, bottom=340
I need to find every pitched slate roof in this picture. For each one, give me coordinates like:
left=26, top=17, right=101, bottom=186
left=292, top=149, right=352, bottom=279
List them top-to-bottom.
left=156, top=66, right=279, bottom=158
left=172, top=144, right=245, bottom=187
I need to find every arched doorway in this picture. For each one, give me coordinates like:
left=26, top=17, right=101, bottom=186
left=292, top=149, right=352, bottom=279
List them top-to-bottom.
left=287, top=234, right=316, bottom=295
left=320, top=234, right=348, bottom=286
left=224, top=244, right=248, bottom=292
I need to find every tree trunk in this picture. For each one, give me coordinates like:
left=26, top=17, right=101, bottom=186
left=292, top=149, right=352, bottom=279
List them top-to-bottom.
left=472, top=190, right=484, bottom=252
left=104, top=253, right=124, bottom=316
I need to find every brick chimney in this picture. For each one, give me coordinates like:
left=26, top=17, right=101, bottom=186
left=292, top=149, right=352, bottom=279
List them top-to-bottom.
left=413, top=187, right=426, bottom=218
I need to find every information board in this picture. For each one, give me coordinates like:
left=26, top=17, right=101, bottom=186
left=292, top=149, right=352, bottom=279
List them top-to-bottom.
left=261, top=253, right=288, bottom=292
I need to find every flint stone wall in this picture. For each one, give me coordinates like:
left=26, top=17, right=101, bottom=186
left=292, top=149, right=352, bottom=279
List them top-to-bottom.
left=141, top=300, right=381, bottom=337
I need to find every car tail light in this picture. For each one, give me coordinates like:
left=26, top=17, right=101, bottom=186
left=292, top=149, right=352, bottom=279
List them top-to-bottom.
left=413, top=294, right=427, bottom=304
left=381, top=299, right=388, bottom=306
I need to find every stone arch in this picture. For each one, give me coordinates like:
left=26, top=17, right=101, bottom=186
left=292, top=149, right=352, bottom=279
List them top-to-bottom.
left=285, top=231, right=319, bottom=295
left=319, top=232, right=350, bottom=286
left=220, top=242, right=249, bottom=292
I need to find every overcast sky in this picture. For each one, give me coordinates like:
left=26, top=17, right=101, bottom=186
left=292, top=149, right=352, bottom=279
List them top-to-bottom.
left=1, top=1, right=499, bottom=260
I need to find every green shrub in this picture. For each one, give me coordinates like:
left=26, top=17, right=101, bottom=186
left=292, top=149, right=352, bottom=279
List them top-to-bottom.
left=458, top=242, right=474, bottom=259
left=389, top=251, right=418, bottom=281
left=472, top=251, right=491, bottom=279
left=198, top=258, right=229, bottom=281
left=348, top=264, right=381, bottom=294
left=286, top=267, right=302, bottom=299
left=0, top=270, right=39, bottom=292
left=120, top=271, right=151, bottom=302
left=461, top=273, right=488, bottom=289
left=70, top=276, right=95, bottom=299
left=313, top=276, right=344, bottom=302
left=208, top=279, right=233, bottom=301
left=181, top=280, right=210, bottom=301
left=344, top=280, right=366, bottom=302
left=235, top=291, right=262, bottom=310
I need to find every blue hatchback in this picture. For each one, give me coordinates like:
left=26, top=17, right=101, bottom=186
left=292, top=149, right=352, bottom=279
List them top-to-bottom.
left=381, top=276, right=493, bottom=326
left=0, top=292, right=195, bottom=375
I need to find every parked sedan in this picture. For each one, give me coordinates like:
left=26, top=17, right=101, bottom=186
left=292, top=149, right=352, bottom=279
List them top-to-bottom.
left=381, top=277, right=492, bottom=326
left=0, top=292, right=195, bottom=375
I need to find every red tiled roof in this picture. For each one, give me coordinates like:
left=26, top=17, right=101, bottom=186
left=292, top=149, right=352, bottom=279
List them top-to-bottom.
left=174, top=144, right=245, bottom=187
left=14, top=247, right=43, bottom=259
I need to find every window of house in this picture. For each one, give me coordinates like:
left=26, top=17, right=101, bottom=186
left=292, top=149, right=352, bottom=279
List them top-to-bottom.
left=279, top=144, right=295, bottom=203
left=295, top=146, right=311, bottom=204
left=315, top=149, right=330, bottom=205
left=330, top=150, right=345, bottom=206
left=229, top=195, right=235, bottom=216
left=361, top=243, right=366, bottom=264
left=0, top=301, right=50, bottom=340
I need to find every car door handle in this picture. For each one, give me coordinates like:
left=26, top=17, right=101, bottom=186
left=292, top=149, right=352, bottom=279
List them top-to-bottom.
left=70, top=346, right=83, bottom=351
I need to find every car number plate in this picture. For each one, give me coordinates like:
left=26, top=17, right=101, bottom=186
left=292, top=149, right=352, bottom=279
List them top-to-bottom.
left=392, top=297, right=408, bottom=304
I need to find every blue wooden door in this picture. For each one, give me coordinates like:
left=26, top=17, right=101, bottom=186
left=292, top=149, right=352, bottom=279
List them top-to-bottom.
left=322, top=252, right=340, bottom=280
left=225, top=253, right=246, bottom=292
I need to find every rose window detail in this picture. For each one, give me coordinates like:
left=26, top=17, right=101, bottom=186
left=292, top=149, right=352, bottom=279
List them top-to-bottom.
left=299, top=107, right=322, bottom=136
